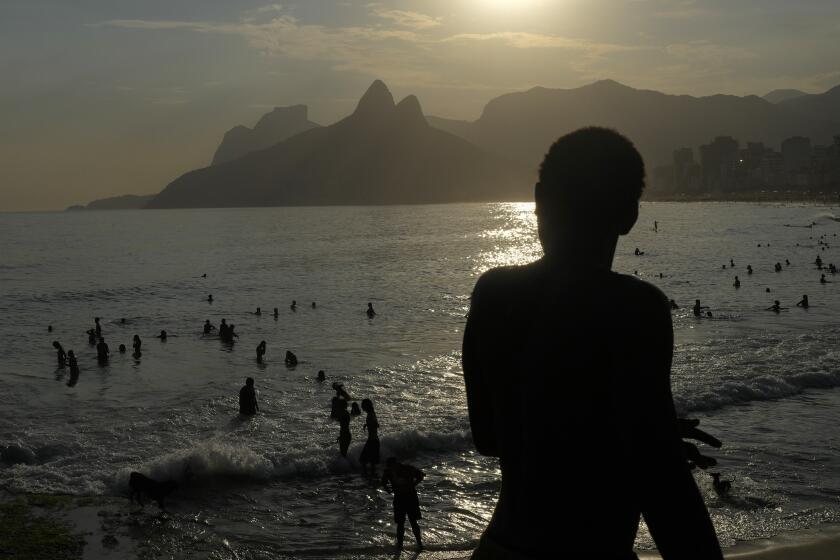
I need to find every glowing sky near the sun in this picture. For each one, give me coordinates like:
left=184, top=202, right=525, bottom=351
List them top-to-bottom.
left=2, top=0, right=839, bottom=211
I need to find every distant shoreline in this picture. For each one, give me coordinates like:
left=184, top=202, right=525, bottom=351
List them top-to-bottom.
left=644, top=191, right=840, bottom=204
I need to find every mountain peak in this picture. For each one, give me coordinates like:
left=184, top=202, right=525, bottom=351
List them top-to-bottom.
left=354, top=80, right=395, bottom=117
left=395, top=95, right=427, bottom=127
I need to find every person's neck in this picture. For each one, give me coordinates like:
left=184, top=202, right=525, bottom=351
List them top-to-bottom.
left=541, top=235, right=618, bottom=271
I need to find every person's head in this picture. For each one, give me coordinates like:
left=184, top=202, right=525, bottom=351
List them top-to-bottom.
left=535, top=127, right=644, bottom=253
left=803, top=294, right=808, bottom=299
left=695, top=299, right=700, bottom=305
left=775, top=300, right=780, bottom=305
left=368, top=302, right=373, bottom=308
left=95, top=317, right=100, bottom=322
left=121, top=318, right=126, bottom=323
left=221, top=318, right=226, bottom=324
left=48, top=325, right=52, bottom=331
left=160, top=330, right=166, bottom=335
left=134, top=334, right=139, bottom=340
left=260, top=340, right=266, bottom=346
left=53, top=341, right=61, bottom=349
left=119, top=344, right=126, bottom=352
left=68, top=350, right=75, bottom=358
left=317, top=370, right=326, bottom=380
left=246, top=377, right=254, bottom=386
left=361, top=398, right=373, bottom=413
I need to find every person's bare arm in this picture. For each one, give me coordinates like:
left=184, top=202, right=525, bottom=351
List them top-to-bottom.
left=462, top=273, right=500, bottom=457
left=635, top=292, right=723, bottom=559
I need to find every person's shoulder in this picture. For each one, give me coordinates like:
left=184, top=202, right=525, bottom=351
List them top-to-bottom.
left=472, top=263, right=537, bottom=296
left=609, top=273, right=670, bottom=311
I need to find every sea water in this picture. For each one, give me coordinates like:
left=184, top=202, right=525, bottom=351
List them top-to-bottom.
left=1, top=202, right=840, bottom=557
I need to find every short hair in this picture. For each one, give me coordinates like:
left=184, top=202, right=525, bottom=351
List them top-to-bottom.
left=536, top=127, right=644, bottom=228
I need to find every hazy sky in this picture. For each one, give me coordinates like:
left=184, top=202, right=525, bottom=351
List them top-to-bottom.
left=2, top=0, right=839, bottom=211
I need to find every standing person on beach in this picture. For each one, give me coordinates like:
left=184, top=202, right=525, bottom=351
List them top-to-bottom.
left=462, top=128, right=722, bottom=559
left=239, top=377, right=258, bottom=416
left=360, top=398, right=380, bottom=474
left=336, top=399, right=351, bottom=458
left=381, top=457, right=424, bottom=552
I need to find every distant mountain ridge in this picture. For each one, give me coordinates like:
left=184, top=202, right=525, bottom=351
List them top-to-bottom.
left=427, top=79, right=840, bottom=170
left=147, top=81, right=531, bottom=209
left=763, top=89, right=808, bottom=104
left=211, top=105, right=319, bottom=165
left=66, top=193, right=155, bottom=211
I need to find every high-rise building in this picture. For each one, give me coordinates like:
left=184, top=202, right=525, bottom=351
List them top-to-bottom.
left=700, top=136, right=739, bottom=190
left=781, top=136, right=812, bottom=172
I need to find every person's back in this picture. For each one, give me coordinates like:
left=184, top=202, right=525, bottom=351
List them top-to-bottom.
left=463, top=128, right=721, bottom=560
left=239, top=378, right=258, bottom=415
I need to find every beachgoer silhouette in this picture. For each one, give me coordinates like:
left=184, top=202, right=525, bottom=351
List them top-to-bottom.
left=462, top=128, right=722, bottom=559
left=654, top=220, right=658, bottom=232
left=634, top=247, right=643, bottom=256
left=816, top=255, right=823, bottom=269
left=729, top=259, right=734, bottom=267
left=785, top=259, right=790, bottom=266
left=774, top=262, right=782, bottom=272
left=747, top=265, right=753, bottom=275
left=820, top=274, right=827, bottom=284
left=733, top=276, right=740, bottom=288
left=208, top=294, right=213, bottom=303
left=796, top=295, right=809, bottom=308
left=669, top=299, right=679, bottom=310
left=693, top=299, right=709, bottom=317
left=290, top=300, right=297, bottom=311
left=767, top=300, right=782, bottom=313
left=311, top=301, right=317, bottom=309
left=366, top=302, right=376, bottom=318
left=254, top=307, right=261, bottom=315
left=273, top=307, right=279, bottom=318
left=94, top=317, right=102, bottom=337
left=219, top=319, right=228, bottom=338
left=203, top=320, right=215, bottom=335
left=48, top=325, right=52, bottom=332
left=87, top=329, right=97, bottom=345
left=157, top=330, right=167, bottom=341
left=132, top=335, right=142, bottom=357
left=96, top=337, right=110, bottom=363
left=256, top=340, right=266, bottom=362
left=52, top=341, right=66, bottom=368
left=118, top=344, right=126, bottom=353
left=285, top=350, right=298, bottom=367
left=67, top=351, right=79, bottom=386
left=317, top=370, right=326, bottom=381
left=239, top=377, right=258, bottom=416
left=331, top=382, right=350, bottom=418
left=360, top=399, right=380, bottom=474
left=337, top=400, right=351, bottom=457
left=350, top=402, right=361, bottom=416
left=382, top=457, right=424, bottom=551
left=710, top=473, right=731, bottom=496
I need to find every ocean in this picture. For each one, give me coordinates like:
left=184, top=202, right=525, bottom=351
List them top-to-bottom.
left=1, top=202, right=840, bottom=558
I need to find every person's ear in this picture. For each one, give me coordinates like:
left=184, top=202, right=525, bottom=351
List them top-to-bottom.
left=615, top=201, right=638, bottom=235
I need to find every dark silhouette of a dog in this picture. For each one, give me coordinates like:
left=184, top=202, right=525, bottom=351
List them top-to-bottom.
left=129, top=471, right=178, bottom=510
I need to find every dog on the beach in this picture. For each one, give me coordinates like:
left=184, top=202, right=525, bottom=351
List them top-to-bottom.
left=129, top=471, right=179, bottom=510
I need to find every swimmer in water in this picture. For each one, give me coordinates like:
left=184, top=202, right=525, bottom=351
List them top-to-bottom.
left=634, top=247, right=644, bottom=256
left=816, top=255, right=823, bottom=269
left=730, top=259, right=734, bottom=267
left=785, top=259, right=790, bottom=266
left=774, top=263, right=782, bottom=272
left=747, top=265, right=753, bottom=275
left=820, top=274, right=828, bottom=284
left=733, top=276, right=740, bottom=288
left=208, top=294, right=213, bottom=303
left=796, top=295, right=809, bottom=308
left=669, top=299, right=679, bottom=310
left=290, top=300, right=297, bottom=311
left=767, top=300, right=783, bottom=313
left=312, top=301, right=317, bottom=309
left=367, top=302, right=376, bottom=318
left=254, top=307, right=261, bottom=316
left=273, top=307, right=279, bottom=318
left=94, top=317, right=102, bottom=337
left=120, top=318, right=126, bottom=324
left=219, top=319, right=228, bottom=338
left=203, top=320, right=215, bottom=335
left=48, top=325, right=53, bottom=332
left=87, top=329, right=97, bottom=345
left=157, top=330, right=167, bottom=341
left=132, top=335, right=142, bottom=354
left=256, top=340, right=266, bottom=362
left=52, top=341, right=67, bottom=368
left=118, top=344, right=126, bottom=353
left=67, top=350, right=79, bottom=375
left=285, top=350, right=298, bottom=367
left=317, top=370, right=326, bottom=382
left=239, top=377, right=258, bottom=416
left=360, top=399, right=381, bottom=475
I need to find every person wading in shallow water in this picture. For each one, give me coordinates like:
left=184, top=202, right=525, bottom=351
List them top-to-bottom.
left=463, top=127, right=722, bottom=559
left=382, top=457, right=424, bottom=552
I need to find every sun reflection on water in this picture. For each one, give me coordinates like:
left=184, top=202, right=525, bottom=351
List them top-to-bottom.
left=473, top=203, right=541, bottom=273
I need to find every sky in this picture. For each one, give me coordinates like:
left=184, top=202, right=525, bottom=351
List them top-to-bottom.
left=2, top=0, right=839, bottom=211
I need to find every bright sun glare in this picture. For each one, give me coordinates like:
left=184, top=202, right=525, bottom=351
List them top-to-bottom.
left=480, top=0, right=542, bottom=10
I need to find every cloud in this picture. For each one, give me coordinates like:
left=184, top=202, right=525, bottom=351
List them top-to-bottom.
left=370, top=9, right=442, bottom=29
left=445, top=32, right=639, bottom=56
left=664, top=41, right=757, bottom=65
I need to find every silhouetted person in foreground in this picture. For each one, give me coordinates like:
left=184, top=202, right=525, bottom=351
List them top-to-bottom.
left=462, top=128, right=722, bottom=559
left=797, top=295, right=809, bottom=308
left=366, top=302, right=376, bottom=318
left=256, top=340, right=266, bottom=362
left=52, top=341, right=66, bottom=368
left=239, top=377, right=258, bottom=416
left=331, top=382, right=350, bottom=419
left=360, top=398, right=380, bottom=474
left=336, top=399, right=351, bottom=458
left=382, top=457, right=424, bottom=551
